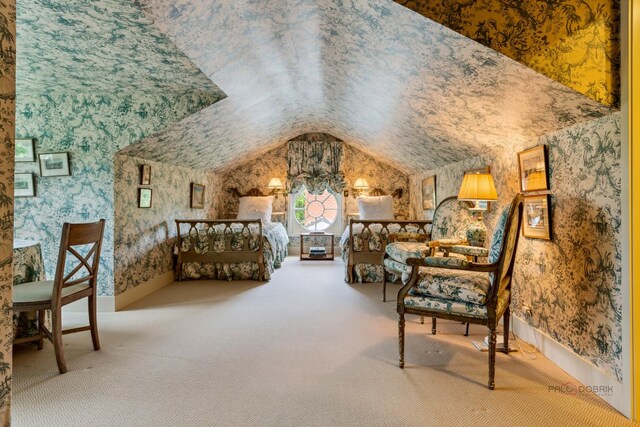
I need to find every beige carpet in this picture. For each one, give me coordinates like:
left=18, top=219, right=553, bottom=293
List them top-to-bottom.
left=13, top=257, right=631, bottom=426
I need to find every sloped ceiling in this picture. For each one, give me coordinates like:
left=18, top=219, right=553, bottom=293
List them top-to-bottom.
left=17, top=0, right=226, bottom=100
left=120, top=0, right=612, bottom=174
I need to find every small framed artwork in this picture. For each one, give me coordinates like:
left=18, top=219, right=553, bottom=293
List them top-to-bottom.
left=15, top=138, right=36, bottom=162
left=518, top=145, right=548, bottom=192
left=39, top=152, right=70, bottom=177
left=140, top=164, right=151, bottom=185
left=464, top=166, right=492, bottom=211
left=14, top=173, right=35, bottom=197
left=421, top=175, right=436, bottom=211
left=191, top=183, right=205, bottom=209
left=138, top=188, right=152, bottom=208
left=523, top=194, right=551, bottom=240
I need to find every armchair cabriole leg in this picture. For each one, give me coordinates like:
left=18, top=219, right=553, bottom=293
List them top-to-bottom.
left=89, top=295, right=100, bottom=351
left=52, top=307, right=67, bottom=374
left=502, top=307, right=510, bottom=353
left=399, top=314, right=405, bottom=368
left=431, top=317, right=437, bottom=335
left=488, top=327, right=497, bottom=389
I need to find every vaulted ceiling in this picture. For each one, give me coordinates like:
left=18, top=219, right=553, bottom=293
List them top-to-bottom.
left=19, top=0, right=615, bottom=174
left=121, top=0, right=612, bottom=173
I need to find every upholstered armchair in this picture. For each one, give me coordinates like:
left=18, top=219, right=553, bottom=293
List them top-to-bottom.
left=396, top=194, right=524, bottom=389
left=382, top=196, right=475, bottom=302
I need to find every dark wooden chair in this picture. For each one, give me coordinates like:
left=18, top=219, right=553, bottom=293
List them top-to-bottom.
left=397, top=195, right=524, bottom=389
left=13, top=219, right=106, bottom=373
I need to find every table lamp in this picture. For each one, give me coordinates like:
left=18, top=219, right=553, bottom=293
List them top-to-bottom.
left=457, top=172, right=498, bottom=247
left=268, top=177, right=284, bottom=198
left=353, top=178, right=370, bottom=197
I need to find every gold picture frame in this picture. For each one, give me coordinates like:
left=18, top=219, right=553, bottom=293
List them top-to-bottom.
left=518, top=145, right=549, bottom=192
left=140, top=164, right=151, bottom=185
left=421, top=175, right=436, bottom=211
left=191, top=183, right=205, bottom=209
left=138, top=188, right=152, bottom=209
left=523, top=194, right=551, bottom=240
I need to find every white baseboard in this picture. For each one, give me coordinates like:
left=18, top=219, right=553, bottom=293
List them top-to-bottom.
left=114, top=270, right=175, bottom=311
left=63, top=296, right=115, bottom=312
left=512, top=315, right=624, bottom=414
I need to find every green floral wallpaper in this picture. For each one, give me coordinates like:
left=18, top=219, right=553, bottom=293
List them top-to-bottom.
left=396, top=0, right=620, bottom=107
left=0, top=1, right=15, bottom=423
left=14, top=92, right=219, bottom=296
left=410, top=112, right=622, bottom=380
left=113, top=155, right=222, bottom=296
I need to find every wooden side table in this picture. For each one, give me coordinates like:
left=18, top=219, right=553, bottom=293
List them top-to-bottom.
left=300, top=232, right=335, bottom=261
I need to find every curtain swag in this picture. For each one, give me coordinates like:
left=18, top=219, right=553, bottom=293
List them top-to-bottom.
left=286, top=135, right=346, bottom=195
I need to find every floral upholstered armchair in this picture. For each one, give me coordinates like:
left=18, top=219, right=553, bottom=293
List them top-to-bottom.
left=396, top=194, right=524, bottom=390
left=382, top=196, right=476, bottom=302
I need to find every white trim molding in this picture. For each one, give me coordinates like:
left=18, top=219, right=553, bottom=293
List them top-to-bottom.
left=512, top=315, right=625, bottom=414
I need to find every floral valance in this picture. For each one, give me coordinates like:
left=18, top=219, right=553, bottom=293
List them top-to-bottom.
left=286, top=134, right=346, bottom=195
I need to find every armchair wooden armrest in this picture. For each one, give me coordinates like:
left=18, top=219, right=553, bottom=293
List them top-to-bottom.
left=449, top=245, right=489, bottom=257
left=405, top=257, right=498, bottom=273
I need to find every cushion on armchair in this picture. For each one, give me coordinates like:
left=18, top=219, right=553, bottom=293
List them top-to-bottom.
left=385, top=241, right=430, bottom=264
left=449, top=245, right=489, bottom=257
left=423, top=256, right=470, bottom=269
left=411, top=267, right=491, bottom=305
left=404, top=288, right=510, bottom=319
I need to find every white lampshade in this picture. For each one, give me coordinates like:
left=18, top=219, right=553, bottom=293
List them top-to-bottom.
left=458, top=173, right=498, bottom=202
left=268, top=177, right=283, bottom=189
left=353, top=178, right=370, bottom=190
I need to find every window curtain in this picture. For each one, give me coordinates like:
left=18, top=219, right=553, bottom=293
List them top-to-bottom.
left=286, top=134, right=346, bottom=195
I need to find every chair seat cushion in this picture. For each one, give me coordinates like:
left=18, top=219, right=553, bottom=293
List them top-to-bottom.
left=385, top=241, right=430, bottom=263
left=383, top=258, right=412, bottom=284
left=411, top=266, right=491, bottom=305
left=14, top=281, right=90, bottom=305
left=405, top=289, right=510, bottom=319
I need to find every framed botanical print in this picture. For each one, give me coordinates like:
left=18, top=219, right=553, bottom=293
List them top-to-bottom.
left=15, top=138, right=35, bottom=162
left=518, top=145, right=548, bottom=192
left=39, top=152, right=71, bottom=177
left=140, top=164, right=151, bottom=185
left=14, top=173, right=35, bottom=197
left=421, top=175, right=436, bottom=211
left=191, top=183, right=205, bottom=209
left=138, top=188, right=152, bottom=208
left=523, top=194, right=551, bottom=240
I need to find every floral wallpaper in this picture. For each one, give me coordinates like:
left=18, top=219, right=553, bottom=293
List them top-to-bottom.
left=17, top=0, right=225, bottom=99
left=125, top=0, right=611, bottom=174
left=395, top=0, right=620, bottom=107
left=0, top=1, right=15, bottom=423
left=14, top=92, right=219, bottom=296
left=410, top=112, right=622, bottom=380
left=219, top=139, right=410, bottom=225
left=113, top=155, right=221, bottom=296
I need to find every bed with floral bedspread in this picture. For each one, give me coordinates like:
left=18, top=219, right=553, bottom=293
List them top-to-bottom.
left=175, top=220, right=289, bottom=281
left=340, top=220, right=431, bottom=283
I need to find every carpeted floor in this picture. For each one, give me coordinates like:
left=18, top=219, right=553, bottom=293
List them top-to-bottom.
left=13, top=257, right=632, bottom=426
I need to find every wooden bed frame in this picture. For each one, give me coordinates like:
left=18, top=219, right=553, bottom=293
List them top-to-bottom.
left=175, top=219, right=266, bottom=281
left=346, top=219, right=432, bottom=283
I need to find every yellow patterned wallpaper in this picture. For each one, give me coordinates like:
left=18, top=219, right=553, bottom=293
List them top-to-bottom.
left=396, top=0, right=620, bottom=107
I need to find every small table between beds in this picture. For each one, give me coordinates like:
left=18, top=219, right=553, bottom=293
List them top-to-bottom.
left=300, top=232, right=335, bottom=261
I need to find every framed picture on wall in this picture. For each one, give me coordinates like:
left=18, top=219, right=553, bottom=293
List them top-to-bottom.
left=15, top=138, right=35, bottom=162
left=518, top=145, right=548, bottom=192
left=39, top=152, right=70, bottom=177
left=140, top=164, right=151, bottom=185
left=464, top=166, right=492, bottom=212
left=14, top=173, right=35, bottom=197
left=421, top=175, right=436, bottom=211
left=191, top=183, right=205, bottom=209
left=138, top=188, right=152, bottom=208
left=523, top=194, right=551, bottom=240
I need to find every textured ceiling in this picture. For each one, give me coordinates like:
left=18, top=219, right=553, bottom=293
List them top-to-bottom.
left=17, top=0, right=226, bottom=100
left=123, top=0, right=611, bottom=173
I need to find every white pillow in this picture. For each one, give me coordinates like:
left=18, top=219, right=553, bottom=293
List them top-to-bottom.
left=357, top=195, right=394, bottom=220
left=237, top=196, right=273, bottom=224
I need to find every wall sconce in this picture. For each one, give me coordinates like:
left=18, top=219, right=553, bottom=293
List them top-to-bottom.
left=268, top=177, right=284, bottom=198
left=352, top=178, right=370, bottom=197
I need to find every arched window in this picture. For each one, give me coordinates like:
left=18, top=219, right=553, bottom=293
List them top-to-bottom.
left=289, top=188, right=342, bottom=234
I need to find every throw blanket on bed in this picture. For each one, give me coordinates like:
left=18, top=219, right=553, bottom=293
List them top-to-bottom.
left=180, top=222, right=289, bottom=280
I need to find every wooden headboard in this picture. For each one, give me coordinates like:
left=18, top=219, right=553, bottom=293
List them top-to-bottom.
left=368, top=188, right=404, bottom=198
